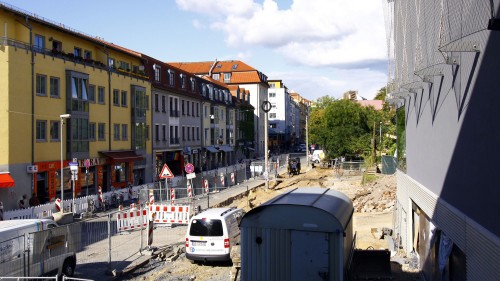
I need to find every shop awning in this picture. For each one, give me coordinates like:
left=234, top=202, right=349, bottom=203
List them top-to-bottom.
left=219, top=145, right=233, bottom=152
left=205, top=146, right=220, bottom=153
left=100, top=150, right=144, bottom=162
left=0, top=173, right=15, bottom=188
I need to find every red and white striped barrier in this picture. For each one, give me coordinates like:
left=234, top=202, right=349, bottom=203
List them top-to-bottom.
left=231, top=172, right=235, bottom=184
left=220, top=174, right=225, bottom=186
left=204, top=179, right=209, bottom=193
left=187, top=181, right=193, bottom=198
left=98, top=186, right=103, bottom=204
left=170, top=188, right=175, bottom=204
left=149, top=189, right=155, bottom=205
left=55, top=198, right=61, bottom=212
left=149, top=204, right=190, bottom=225
left=116, top=209, right=148, bottom=232
left=147, top=219, right=154, bottom=246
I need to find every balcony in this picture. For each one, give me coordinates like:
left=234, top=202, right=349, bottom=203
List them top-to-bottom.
left=170, top=137, right=180, bottom=145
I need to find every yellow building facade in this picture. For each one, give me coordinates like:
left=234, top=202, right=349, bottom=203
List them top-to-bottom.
left=0, top=6, right=151, bottom=210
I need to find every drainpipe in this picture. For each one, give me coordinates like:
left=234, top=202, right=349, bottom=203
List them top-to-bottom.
left=21, top=16, right=35, bottom=192
left=107, top=50, right=112, bottom=151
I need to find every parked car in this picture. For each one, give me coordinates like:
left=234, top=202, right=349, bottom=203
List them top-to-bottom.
left=185, top=207, right=245, bottom=263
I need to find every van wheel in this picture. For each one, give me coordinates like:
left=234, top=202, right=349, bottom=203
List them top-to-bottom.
left=62, top=258, right=75, bottom=277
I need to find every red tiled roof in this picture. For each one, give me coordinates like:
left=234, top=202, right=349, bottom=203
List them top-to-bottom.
left=169, top=60, right=257, bottom=74
left=230, top=72, right=262, bottom=84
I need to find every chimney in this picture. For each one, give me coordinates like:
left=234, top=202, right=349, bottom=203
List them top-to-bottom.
left=208, top=58, right=218, bottom=76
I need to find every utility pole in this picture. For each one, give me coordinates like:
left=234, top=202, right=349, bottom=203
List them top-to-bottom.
left=306, top=109, right=309, bottom=167
left=372, top=121, right=376, bottom=167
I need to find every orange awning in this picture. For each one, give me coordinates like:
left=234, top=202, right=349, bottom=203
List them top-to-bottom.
left=0, top=173, right=15, bottom=188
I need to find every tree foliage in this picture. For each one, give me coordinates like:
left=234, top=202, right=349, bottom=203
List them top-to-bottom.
left=309, top=88, right=396, bottom=161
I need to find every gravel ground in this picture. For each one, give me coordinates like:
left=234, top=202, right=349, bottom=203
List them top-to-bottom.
left=118, top=167, right=421, bottom=281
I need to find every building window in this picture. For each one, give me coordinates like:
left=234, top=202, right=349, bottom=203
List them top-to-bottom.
left=34, top=34, right=45, bottom=52
left=52, top=40, right=62, bottom=52
left=74, top=47, right=82, bottom=59
left=84, top=50, right=92, bottom=60
left=109, top=58, right=117, bottom=68
left=119, top=61, right=130, bottom=71
left=154, top=65, right=161, bottom=82
left=168, top=70, right=175, bottom=86
left=212, top=73, right=219, bottom=80
left=224, top=73, right=231, bottom=82
left=36, top=74, right=47, bottom=96
left=180, top=74, right=186, bottom=89
left=69, top=76, right=90, bottom=113
left=49, top=77, right=59, bottom=98
left=190, top=78, right=195, bottom=91
left=88, top=84, right=96, bottom=102
left=98, top=86, right=105, bottom=104
left=113, top=89, right=120, bottom=106
left=121, top=90, right=127, bottom=107
left=269, top=93, right=276, bottom=98
left=154, top=94, right=159, bottom=112
left=162, top=96, right=166, bottom=112
left=182, top=100, right=185, bottom=115
left=187, top=101, right=190, bottom=116
left=192, top=102, right=195, bottom=117
left=196, top=103, right=200, bottom=117
left=269, top=113, right=277, bottom=118
left=36, top=120, right=47, bottom=141
left=50, top=121, right=59, bottom=141
left=89, top=122, right=96, bottom=140
left=98, top=123, right=105, bottom=140
left=113, top=124, right=120, bottom=140
left=121, top=124, right=128, bottom=140
left=155, top=124, right=160, bottom=141
left=162, top=125, right=167, bottom=141
left=169, top=126, right=174, bottom=143
left=182, top=126, right=185, bottom=141
left=192, top=127, right=195, bottom=141
left=197, top=127, right=200, bottom=140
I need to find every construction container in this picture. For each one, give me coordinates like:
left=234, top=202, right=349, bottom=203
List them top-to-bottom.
left=240, top=188, right=354, bottom=281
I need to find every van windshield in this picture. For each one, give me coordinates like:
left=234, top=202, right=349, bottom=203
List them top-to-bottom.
left=189, top=219, right=223, bottom=236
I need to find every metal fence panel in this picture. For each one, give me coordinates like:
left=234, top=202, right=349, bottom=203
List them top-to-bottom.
left=0, top=234, right=26, bottom=276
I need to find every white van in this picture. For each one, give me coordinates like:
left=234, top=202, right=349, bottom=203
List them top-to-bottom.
left=311, top=149, right=325, bottom=164
left=185, top=207, right=244, bottom=262
left=0, top=219, right=77, bottom=277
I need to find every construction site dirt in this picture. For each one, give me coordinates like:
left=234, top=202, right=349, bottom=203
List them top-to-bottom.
left=117, top=165, right=422, bottom=281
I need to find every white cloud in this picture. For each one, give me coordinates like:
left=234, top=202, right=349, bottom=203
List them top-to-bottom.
left=175, top=0, right=386, bottom=68
left=269, top=68, right=387, bottom=101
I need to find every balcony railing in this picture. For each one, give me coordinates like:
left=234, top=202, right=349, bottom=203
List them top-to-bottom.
left=170, top=110, right=179, bottom=117
left=170, top=137, right=180, bottom=145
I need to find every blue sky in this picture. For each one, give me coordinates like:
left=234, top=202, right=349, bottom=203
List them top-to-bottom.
left=3, top=0, right=388, bottom=100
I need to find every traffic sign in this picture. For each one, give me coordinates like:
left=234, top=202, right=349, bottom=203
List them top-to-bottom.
left=185, top=163, right=195, bottom=174
left=159, top=164, right=174, bottom=179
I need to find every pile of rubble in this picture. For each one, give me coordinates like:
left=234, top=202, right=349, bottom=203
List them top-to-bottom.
left=352, top=175, right=397, bottom=213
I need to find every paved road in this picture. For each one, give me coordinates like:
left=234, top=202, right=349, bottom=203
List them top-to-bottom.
left=73, top=156, right=310, bottom=280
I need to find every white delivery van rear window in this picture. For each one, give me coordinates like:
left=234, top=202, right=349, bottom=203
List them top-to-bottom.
left=189, top=219, right=223, bottom=236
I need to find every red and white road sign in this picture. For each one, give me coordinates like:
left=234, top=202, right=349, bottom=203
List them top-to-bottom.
left=185, top=163, right=195, bottom=174
left=159, top=164, right=174, bottom=179
left=231, top=172, right=235, bottom=184
left=203, top=179, right=209, bottom=193
left=187, top=181, right=193, bottom=198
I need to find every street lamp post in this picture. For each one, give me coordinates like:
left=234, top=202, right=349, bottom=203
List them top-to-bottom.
left=59, top=114, right=70, bottom=212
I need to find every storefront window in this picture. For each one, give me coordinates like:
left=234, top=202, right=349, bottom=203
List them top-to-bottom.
left=114, top=163, right=126, bottom=183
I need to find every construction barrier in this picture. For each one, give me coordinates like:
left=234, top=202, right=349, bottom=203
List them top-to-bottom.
left=231, top=172, right=235, bottom=184
left=204, top=179, right=209, bottom=193
left=187, top=181, right=193, bottom=198
left=170, top=188, right=175, bottom=204
left=149, top=189, right=155, bottom=204
left=55, top=198, right=61, bottom=212
left=149, top=204, right=190, bottom=225
left=116, top=209, right=148, bottom=232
